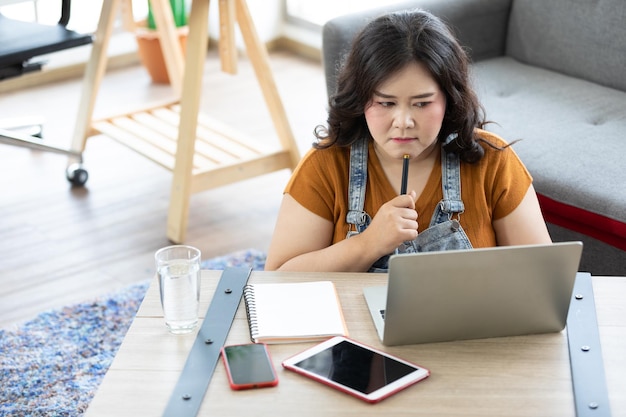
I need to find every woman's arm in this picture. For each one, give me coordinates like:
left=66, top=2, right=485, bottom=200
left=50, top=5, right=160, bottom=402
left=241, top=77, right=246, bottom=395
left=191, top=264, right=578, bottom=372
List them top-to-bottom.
left=492, top=185, right=552, bottom=246
left=265, top=193, right=418, bottom=272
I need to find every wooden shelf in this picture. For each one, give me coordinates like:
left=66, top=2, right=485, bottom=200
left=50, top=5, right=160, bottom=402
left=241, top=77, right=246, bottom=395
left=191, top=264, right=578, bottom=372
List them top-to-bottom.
left=70, top=0, right=300, bottom=242
left=92, top=103, right=291, bottom=183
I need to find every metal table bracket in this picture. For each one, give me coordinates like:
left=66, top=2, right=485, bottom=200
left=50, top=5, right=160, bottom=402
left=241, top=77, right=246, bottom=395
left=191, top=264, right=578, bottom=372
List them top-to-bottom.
left=162, top=267, right=252, bottom=417
left=567, top=272, right=612, bottom=416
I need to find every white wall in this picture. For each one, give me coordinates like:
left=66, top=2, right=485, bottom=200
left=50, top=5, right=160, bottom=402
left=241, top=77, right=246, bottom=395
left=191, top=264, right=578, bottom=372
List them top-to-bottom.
left=208, top=0, right=283, bottom=49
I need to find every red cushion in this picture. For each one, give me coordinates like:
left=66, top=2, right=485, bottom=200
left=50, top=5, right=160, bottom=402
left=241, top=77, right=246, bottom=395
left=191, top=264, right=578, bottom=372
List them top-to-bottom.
left=537, top=194, right=626, bottom=251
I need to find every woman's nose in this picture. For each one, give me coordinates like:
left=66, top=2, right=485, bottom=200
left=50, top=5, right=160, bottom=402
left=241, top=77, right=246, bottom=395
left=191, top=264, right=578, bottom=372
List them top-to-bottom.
left=393, top=108, right=415, bottom=129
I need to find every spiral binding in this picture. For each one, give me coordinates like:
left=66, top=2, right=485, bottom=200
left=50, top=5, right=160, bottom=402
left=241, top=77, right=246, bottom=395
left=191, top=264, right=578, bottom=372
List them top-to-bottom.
left=243, top=284, right=259, bottom=342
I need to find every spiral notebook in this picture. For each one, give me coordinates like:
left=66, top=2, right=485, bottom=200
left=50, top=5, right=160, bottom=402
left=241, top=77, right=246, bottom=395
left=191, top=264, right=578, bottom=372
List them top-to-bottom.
left=243, top=281, right=349, bottom=344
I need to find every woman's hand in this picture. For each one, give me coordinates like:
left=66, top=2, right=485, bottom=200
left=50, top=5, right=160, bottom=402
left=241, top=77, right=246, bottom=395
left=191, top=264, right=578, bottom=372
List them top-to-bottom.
left=360, top=191, right=418, bottom=256
left=265, top=192, right=418, bottom=272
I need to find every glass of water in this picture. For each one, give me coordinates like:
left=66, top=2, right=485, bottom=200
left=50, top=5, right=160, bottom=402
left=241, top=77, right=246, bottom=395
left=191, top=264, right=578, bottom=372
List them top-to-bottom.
left=155, top=245, right=201, bottom=334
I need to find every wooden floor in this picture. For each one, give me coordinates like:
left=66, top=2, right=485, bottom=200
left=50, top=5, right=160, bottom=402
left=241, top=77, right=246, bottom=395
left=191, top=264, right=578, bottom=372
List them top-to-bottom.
left=0, top=48, right=327, bottom=328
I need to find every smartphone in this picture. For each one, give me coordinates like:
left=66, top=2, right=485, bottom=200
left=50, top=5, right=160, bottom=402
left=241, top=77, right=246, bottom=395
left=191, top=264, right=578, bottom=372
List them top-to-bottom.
left=282, top=336, right=429, bottom=403
left=221, top=343, right=279, bottom=390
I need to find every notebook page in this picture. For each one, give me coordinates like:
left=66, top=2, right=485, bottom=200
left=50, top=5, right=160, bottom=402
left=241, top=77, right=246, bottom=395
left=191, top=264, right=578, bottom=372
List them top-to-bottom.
left=246, top=281, right=348, bottom=343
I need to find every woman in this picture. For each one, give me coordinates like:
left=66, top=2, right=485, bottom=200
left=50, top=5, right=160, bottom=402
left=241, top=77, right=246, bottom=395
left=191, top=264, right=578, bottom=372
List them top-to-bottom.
left=265, top=9, right=551, bottom=272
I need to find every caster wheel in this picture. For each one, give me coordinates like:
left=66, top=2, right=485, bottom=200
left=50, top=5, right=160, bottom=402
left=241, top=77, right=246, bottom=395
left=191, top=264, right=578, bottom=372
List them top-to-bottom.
left=66, top=163, right=89, bottom=187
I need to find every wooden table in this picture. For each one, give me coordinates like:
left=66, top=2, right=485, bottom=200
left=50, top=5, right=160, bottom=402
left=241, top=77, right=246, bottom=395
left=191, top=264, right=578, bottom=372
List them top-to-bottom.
left=85, top=271, right=626, bottom=417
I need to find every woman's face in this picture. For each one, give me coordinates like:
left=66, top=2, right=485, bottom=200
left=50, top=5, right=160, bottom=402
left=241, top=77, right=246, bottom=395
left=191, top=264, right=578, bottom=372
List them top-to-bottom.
left=364, top=61, right=446, bottom=162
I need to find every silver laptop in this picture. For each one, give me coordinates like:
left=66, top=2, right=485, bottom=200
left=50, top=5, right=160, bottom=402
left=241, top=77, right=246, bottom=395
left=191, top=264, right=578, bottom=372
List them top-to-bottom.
left=363, top=242, right=583, bottom=346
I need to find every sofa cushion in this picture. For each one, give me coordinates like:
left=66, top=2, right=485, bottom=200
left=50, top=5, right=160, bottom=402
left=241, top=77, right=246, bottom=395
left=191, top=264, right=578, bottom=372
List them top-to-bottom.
left=321, top=0, right=512, bottom=97
left=506, top=0, right=626, bottom=92
left=473, top=56, right=626, bottom=249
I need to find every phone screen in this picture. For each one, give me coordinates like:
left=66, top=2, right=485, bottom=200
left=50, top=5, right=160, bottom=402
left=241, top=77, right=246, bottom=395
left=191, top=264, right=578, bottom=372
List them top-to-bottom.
left=293, top=339, right=418, bottom=394
left=222, top=343, right=278, bottom=389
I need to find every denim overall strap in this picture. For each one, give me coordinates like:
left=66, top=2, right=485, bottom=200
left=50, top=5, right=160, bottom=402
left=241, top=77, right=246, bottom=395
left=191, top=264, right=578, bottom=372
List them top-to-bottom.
left=410, top=133, right=473, bottom=253
left=429, top=134, right=466, bottom=226
left=346, top=138, right=371, bottom=237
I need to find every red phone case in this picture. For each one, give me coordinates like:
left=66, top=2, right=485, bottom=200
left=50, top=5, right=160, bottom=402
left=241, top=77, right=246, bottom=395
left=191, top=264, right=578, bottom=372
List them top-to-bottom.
left=221, top=343, right=279, bottom=390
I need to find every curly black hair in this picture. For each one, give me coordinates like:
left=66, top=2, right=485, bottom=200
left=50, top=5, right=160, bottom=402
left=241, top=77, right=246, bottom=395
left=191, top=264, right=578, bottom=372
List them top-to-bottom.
left=315, top=9, right=492, bottom=163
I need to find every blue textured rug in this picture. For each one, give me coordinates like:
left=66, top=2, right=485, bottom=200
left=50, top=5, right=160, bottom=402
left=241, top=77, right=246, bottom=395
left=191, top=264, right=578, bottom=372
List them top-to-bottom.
left=0, top=249, right=266, bottom=417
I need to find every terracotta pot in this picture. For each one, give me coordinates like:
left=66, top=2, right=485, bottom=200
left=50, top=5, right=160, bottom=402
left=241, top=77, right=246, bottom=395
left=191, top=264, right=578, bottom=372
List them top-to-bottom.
left=135, top=26, right=188, bottom=84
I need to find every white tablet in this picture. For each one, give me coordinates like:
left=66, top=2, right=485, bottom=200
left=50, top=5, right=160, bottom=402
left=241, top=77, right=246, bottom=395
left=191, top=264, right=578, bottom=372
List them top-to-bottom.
left=282, top=336, right=430, bottom=403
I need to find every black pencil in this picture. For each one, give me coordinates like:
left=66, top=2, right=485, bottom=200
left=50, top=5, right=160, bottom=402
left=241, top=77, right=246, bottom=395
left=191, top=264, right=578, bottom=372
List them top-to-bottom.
left=401, top=154, right=410, bottom=195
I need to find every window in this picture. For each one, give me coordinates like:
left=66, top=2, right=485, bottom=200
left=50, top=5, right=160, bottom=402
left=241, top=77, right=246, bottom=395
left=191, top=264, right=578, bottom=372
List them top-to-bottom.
left=0, top=0, right=148, bottom=34
left=284, top=0, right=408, bottom=29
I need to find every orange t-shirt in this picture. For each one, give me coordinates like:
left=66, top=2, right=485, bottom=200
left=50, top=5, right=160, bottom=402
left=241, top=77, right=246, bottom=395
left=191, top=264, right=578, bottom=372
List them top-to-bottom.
left=285, top=129, right=532, bottom=248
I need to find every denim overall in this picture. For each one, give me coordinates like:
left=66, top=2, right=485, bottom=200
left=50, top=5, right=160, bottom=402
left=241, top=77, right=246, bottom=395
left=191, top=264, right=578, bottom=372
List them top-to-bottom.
left=346, top=135, right=473, bottom=272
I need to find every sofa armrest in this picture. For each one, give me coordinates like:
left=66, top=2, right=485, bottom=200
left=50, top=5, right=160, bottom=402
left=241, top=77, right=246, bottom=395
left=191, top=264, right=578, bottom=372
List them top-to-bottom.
left=322, top=0, right=513, bottom=96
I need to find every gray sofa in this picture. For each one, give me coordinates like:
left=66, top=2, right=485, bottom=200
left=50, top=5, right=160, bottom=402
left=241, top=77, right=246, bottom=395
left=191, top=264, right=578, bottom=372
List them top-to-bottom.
left=322, top=0, right=626, bottom=275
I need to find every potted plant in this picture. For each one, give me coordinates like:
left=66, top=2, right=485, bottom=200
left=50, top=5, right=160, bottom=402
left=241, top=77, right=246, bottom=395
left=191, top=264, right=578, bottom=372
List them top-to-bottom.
left=135, top=0, right=188, bottom=84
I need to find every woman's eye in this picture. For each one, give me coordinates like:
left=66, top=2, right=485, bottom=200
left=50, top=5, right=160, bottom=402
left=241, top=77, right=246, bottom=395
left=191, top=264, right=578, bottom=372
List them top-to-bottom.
left=379, top=101, right=394, bottom=107
left=414, top=102, right=430, bottom=108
